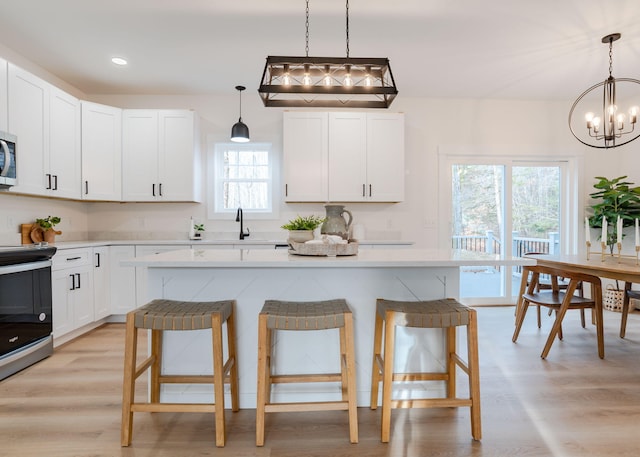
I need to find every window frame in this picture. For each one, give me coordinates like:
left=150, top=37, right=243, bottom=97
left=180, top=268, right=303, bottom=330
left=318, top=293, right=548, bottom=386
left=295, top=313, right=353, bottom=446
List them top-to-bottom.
left=206, top=141, right=280, bottom=220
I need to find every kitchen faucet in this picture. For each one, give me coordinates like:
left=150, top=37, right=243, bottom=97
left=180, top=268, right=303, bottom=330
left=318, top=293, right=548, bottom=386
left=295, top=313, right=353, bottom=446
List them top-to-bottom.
left=235, top=207, right=250, bottom=240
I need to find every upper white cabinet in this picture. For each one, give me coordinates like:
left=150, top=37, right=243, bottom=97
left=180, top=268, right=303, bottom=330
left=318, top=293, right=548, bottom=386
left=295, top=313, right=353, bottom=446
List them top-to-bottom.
left=0, top=58, right=8, bottom=132
left=8, top=64, right=80, bottom=199
left=81, top=101, right=122, bottom=201
left=122, top=109, right=201, bottom=202
left=283, top=111, right=404, bottom=202
left=283, top=111, right=329, bottom=202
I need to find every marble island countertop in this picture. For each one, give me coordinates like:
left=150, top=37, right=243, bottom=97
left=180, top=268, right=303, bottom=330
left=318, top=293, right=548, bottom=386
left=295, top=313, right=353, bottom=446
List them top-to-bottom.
left=123, top=247, right=535, bottom=268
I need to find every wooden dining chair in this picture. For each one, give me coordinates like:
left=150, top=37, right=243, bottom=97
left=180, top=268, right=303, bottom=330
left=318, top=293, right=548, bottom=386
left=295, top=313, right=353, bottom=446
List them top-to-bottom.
left=521, top=253, right=586, bottom=328
left=512, top=264, right=604, bottom=359
left=620, top=282, right=640, bottom=338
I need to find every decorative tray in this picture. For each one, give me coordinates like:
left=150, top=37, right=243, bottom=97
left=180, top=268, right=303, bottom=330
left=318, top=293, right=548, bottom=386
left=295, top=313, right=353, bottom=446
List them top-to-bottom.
left=288, top=241, right=359, bottom=257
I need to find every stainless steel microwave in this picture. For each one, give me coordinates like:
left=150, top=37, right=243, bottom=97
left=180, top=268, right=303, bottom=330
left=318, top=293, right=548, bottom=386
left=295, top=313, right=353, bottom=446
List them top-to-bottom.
left=0, top=131, right=17, bottom=189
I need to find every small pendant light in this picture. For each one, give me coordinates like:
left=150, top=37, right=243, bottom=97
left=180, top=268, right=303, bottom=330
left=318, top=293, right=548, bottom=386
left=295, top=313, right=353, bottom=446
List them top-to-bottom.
left=231, top=85, right=250, bottom=143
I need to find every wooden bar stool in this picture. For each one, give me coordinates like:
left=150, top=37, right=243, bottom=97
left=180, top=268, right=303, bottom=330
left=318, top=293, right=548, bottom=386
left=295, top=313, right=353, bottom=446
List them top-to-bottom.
left=370, top=298, right=481, bottom=442
left=121, top=299, right=239, bottom=447
left=255, top=299, right=358, bottom=446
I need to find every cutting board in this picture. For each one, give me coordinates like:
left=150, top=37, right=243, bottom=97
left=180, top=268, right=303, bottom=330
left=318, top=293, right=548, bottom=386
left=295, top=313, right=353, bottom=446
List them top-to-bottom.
left=20, top=224, right=34, bottom=244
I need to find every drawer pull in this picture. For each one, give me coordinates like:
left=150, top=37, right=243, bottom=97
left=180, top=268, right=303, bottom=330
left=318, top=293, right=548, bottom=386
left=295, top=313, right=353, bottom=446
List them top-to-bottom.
left=66, top=256, right=82, bottom=261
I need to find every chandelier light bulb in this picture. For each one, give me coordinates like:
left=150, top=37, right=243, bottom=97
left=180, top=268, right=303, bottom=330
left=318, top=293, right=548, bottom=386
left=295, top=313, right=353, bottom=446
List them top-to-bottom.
left=282, top=64, right=291, bottom=86
left=302, top=64, right=312, bottom=86
left=630, top=106, right=638, bottom=123
left=593, top=117, right=601, bottom=133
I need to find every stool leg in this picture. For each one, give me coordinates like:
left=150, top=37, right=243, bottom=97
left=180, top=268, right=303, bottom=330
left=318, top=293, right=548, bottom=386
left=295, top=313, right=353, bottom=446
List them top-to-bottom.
left=226, top=307, right=240, bottom=412
left=381, top=310, right=396, bottom=443
left=467, top=310, right=482, bottom=441
left=370, top=311, right=384, bottom=410
left=121, top=313, right=137, bottom=447
left=211, top=313, right=226, bottom=447
left=256, top=313, right=269, bottom=447
left=343, top=313, right=359, bottom=444
left=339, top=323, right=348, bottom=402
left=446, top=326, right=457, bottom=399
left=150, top=329, right=162, bottom=403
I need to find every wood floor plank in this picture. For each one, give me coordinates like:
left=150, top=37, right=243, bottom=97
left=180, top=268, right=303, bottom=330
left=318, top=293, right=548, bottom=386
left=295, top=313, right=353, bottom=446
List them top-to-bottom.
left=1, top=308, right=640, bottom=456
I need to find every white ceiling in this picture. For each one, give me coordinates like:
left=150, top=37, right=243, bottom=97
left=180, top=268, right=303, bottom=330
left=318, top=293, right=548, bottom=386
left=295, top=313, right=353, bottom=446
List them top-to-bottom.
left=0, top=0, right=639, bottom=101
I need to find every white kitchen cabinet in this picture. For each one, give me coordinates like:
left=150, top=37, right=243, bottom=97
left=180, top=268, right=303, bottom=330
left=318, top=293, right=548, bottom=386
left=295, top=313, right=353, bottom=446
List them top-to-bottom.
left=0, top=58, right=8, bottom=132
left=8, top=64, right=81, bottom=198
left=49, top=86, right=81, bottom=199
left=81, top=101, right=122, bottom=201
left=122, top=109, right=201, bottom=202
left=283, top=111, right=329, bottom=202
left=283, top=111, right=404, bottom=202
left=327, top=112, right=367, bottom=201
left=328, top=112, right=404, bottom=202
left=365, top=112, right=405, bottom=202
left=109, top=245, right=137, bottom=315
left=93, top=246, right=110, bottom=320
left=51, top=248, right=94, bottom=338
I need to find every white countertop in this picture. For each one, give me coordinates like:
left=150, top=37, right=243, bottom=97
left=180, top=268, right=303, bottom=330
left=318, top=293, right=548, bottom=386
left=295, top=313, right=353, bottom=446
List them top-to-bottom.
left=14, top=239, right=413, bottom=250
left=123, top=248, right=535, bottom=268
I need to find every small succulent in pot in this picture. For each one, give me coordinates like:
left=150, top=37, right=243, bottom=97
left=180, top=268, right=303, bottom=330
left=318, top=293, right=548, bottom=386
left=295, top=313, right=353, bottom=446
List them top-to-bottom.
left=35, top=216, right=61, bottom=230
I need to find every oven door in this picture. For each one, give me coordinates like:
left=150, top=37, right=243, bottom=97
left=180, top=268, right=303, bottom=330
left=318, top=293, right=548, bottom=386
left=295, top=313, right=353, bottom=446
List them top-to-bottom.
left=0, top=261, right=52, bottom=357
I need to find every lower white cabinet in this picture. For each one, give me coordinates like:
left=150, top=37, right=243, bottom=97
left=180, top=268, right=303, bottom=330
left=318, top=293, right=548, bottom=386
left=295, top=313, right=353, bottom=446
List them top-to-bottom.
left=109, top=245, right=137, bottom=315
left=93, top=246, right=110, bottom=320
left=52, top=248, right=94, bottom=338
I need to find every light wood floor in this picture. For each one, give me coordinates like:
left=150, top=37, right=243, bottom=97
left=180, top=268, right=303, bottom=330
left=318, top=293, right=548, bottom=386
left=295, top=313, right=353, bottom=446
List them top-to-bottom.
left=2, top=306, right=640, bottom=457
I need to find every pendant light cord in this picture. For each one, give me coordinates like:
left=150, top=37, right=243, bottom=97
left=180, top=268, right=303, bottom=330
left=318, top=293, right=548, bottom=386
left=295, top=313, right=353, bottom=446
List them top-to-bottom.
left=345, top=0, right=350, bottom=58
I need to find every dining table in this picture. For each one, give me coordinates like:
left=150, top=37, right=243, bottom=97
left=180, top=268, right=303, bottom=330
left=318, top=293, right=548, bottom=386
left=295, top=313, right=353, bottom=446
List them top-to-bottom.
left=517, top=252, right=640, bottom=339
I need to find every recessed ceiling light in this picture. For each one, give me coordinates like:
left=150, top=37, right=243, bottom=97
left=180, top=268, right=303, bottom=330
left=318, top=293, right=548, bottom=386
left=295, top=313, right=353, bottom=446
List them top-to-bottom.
left=111, top=57, right=128, bottom=66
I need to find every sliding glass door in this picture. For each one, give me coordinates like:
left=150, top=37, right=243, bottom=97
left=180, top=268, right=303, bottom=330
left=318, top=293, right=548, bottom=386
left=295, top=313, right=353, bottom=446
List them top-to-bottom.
left=444, top=154, right=574, bottom=302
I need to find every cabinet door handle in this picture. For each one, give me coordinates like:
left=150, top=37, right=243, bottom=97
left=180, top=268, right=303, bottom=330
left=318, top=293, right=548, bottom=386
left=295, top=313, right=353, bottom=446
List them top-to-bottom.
left=46, top=174, right=52, bottom=190
left=53, top=175, right=58, bottom=191
left=85, top=180, right=89, bottom=195
left=152, top=183, right=156, bottom=196
left=159, top=183, right=162, bottom=196
left=285, top=184, right=288, bottom=197
left=362, top=184, right=365, bottom=197
left=369, top=184, right=372, bottom=197
left=95, top=252, right=101, bottom=268
left=69, top=273, right=76, bottom=290
left=76, top=273, right=81, bottom=289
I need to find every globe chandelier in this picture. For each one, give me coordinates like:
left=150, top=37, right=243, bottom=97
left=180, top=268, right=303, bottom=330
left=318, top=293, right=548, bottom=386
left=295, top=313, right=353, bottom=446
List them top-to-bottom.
left=569, top=33, right=640, bottom=149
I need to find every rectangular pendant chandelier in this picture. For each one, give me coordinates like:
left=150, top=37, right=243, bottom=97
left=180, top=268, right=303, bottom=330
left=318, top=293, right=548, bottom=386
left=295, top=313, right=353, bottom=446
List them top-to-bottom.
left=258, top=56, right=398, bottom=109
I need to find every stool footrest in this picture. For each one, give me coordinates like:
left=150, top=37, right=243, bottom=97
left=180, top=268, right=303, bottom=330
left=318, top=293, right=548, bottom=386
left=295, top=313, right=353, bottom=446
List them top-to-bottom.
left=391, top=372, right=449, bottom=382
left=271, top=373, right=342, bottom=384
left=391, top=398, right=474, bottom=409
left=265, top=401, right=349, bottom=413
left=131, top=403, right=217, bottom=413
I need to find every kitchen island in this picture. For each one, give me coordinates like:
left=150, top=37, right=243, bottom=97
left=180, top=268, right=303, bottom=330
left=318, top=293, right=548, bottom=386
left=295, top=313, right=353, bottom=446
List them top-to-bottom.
left=124, top=248, right=533, bottom=408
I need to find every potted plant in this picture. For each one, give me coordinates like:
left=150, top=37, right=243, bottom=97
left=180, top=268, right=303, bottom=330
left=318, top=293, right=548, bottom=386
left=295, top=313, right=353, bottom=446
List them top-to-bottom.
left=587, top=176, right=640, bottom=252
left=281, top=215, right=326, bottom=243
left=33, top=216, right=62, bottom=243
left=192, top=223, right=205, bottom=240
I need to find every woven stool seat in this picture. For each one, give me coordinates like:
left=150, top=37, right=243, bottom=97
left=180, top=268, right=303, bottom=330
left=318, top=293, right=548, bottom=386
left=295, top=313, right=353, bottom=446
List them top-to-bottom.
left=371, top=298, right=481, bottom=442
left=376, top=298, right=471, bottom=328
left=121, top=299, right=239, bottom=448
left=133, top=299, right=234, bottom=330
left=256, top=299, right=358, bottom=446
left=262, top=299, right=350, bottom=330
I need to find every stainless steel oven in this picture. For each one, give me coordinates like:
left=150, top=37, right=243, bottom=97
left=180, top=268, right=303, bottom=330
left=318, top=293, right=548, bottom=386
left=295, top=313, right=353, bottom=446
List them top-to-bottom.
left=0, top=130, right=17, bottom=189
left=0, top=245, right=56, bottom=380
